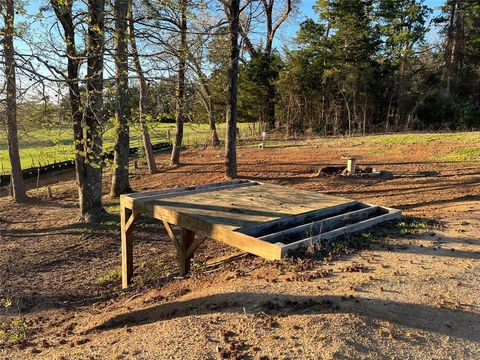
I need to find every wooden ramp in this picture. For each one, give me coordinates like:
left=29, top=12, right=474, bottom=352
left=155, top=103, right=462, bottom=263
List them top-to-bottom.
left=120, top=180, right=401, bottom=288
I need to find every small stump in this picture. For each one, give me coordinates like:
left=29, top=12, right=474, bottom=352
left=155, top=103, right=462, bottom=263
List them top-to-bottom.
left=341, top=155, right=363, bottom=176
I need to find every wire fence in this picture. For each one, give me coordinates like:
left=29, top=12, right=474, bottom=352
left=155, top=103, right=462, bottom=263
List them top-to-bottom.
left=0, top=122, right=264, bottom=176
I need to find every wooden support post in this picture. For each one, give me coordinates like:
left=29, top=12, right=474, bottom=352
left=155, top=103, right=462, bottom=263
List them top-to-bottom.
left=342, top=155, right=362, bottom=175
left=347, top=158, right=356, bottom=175
left=121, top=206, right=138, bottom=288
left=179, top=228, right=195, bottom=276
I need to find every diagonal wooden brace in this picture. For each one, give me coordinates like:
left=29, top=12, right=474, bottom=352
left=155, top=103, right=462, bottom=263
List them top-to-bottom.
left=162, top=220, right=181, bottom=253
left=161, top=222, right=202, bottom=275
left=186, top=236, right=206, bottom=259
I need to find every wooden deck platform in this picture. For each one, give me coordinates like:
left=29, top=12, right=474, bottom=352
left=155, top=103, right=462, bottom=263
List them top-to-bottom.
left=120, top=180, right=401, bottom=288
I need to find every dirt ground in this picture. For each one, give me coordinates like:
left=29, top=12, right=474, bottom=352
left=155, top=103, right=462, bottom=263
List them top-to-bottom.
left=0, top=136, right=479, bottom=359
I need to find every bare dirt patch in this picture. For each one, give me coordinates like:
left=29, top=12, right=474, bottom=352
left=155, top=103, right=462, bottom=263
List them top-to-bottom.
left=1, top=136, right=479, bottom=359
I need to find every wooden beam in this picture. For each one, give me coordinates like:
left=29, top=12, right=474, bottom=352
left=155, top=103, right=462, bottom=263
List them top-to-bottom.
left=128, top=179, right=256, bottom=199
left=122, top=181, right=259, bottom=208
left=239, top=201, right=358, bottom=237
left=145, top=203, right=283, bottom=260
left=121, top=206, right=138, bottom=289
left=259, top=206, right=379, bottom=243
left=280, top=208, right=401, bottom=255
left=125, top=211, right=139, bottom=232
left=162, top=220, right=181, bottom=254
left=179, top=228, right=195, bottom=275
left=186, top=236, right=206, bottom=259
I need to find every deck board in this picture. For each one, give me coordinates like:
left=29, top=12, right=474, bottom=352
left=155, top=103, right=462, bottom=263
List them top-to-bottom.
left=120, top=180, right=401, bottom=288
left=138, top=183, right=353, bottom=231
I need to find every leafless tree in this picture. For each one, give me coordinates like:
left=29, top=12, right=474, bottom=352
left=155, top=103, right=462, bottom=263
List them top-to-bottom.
left=1, top=0, right=27, bottom=201
left=50, top=0, right=86, bottom=217
left=81, top=0, right=106, bottom=221
left=110, top=0, right=133, bottom=196
left=170, top=0, right=188, bottom=165
left=223, top=0, right=241, bottom=178
left=128, top=1, right=157, bottom=173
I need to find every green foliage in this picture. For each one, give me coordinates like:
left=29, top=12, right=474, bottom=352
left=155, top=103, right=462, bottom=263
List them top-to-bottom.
left=276, top=0, right=480, bottom=134
left=418, top=93, right=480, bottom=130
left=435, top=148, right=480, bottom=162
left=396, top=218, right=429, bottom=235
left=96, top=269, right=122, bottom=285
left=0, top=298, right=28, bottom=344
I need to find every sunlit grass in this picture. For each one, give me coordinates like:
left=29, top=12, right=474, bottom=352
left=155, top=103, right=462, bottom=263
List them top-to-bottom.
left=0, top=122, right=257, bottom=173
left=432, top=147, right=480, bottom=162
left=96, top=269, right=122, bottom=286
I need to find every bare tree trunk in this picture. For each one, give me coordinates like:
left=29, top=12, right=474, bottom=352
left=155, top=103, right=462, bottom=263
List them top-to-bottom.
left=3, top=0, right=26, bottom=201
left=51, top=0, right=86, bottom=217
left=81, top=0, right=105, bottom=222
left=111, top=0, right=132, bottom=197
left=170, top=0, right=187, bottom=165
left=225, top=0, right=240, bottom=178
left=442, top=0, right=459, bottom=97
left=128, top=3, right=157, bottom=173
left=397, top=53, right=411, bottom=128
left=197, top=79, right=220, bottom=147
left=265, top=81, right=276, bottom=130
left=363, top=92, right=367, bottom=135
left=209, top=108, right=220, bottom=147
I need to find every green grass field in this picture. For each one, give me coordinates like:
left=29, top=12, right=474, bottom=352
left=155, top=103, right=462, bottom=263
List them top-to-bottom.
left=0, top=122, right=260, bottom=174
left=1, top=128, right=479, bottom=174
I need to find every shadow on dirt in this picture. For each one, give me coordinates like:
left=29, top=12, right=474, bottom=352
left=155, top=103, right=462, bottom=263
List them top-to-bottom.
left=92, top=292, right=479, bottom=341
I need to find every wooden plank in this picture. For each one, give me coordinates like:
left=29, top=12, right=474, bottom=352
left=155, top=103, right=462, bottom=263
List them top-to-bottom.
left=127, top=179, right=247, bottom=198
left=128, top=179, right=255, bottom=199
left=122, top=181, right=259, bottom=208
left=128, top=183, right=354, bottom=231
left=135, top=184, right=353, bottom=232
left=239, top=201, right=358, bottom=237
left=142, top=202, right=284, bottom=260
left=259, top=205, right=379, bottom=243
left=121, top=206, right=136, bottom=289
left=280, top=208, right=401, bottom=255
left=125, top=211, right=139, bottom=232
left=162, top=220, right=181, bottom=254
left=179, top=228, right=195, bottom=275
left=186, top=236, right=206, bottom=259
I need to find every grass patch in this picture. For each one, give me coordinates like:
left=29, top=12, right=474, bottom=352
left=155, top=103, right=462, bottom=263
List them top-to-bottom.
left=0, top=122, right=257, bottom=174
left=310, top=131, right=480, bottom=147
left=433, top=147, right=480, bottom=162
left=286, top=217, right=435, bottom=260
left=396, top=218, right=430, bottom=235
left=99, top=219, right=120, bottom=228
left=96, top=269, right=122, bottom=285
left=0, top=298, right=28, bottom=345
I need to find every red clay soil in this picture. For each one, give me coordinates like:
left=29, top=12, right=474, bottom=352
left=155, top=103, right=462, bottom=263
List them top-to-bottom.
left=0, top=139, right=479, bottom=359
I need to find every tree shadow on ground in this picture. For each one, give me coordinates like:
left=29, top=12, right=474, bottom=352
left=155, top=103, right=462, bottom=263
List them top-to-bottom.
left=397, top=194, right=480, bottom=211
left=91, top=292, right=480, bottom=341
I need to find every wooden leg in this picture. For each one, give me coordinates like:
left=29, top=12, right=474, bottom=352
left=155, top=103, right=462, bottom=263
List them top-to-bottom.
left=347, top=159, right=356, bottom=175
left=121, top=206, right=137, bottom=288
left=179, top=228, right=195, bottom=276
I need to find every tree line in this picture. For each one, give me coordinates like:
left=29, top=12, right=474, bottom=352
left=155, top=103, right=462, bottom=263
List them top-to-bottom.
left=1, top=0, right=479, bottom=222
left=275, top=0, right=480, bottom=135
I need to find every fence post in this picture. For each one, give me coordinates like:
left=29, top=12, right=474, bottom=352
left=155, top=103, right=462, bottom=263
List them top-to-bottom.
left=36, top=166, right=41, bottom=191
